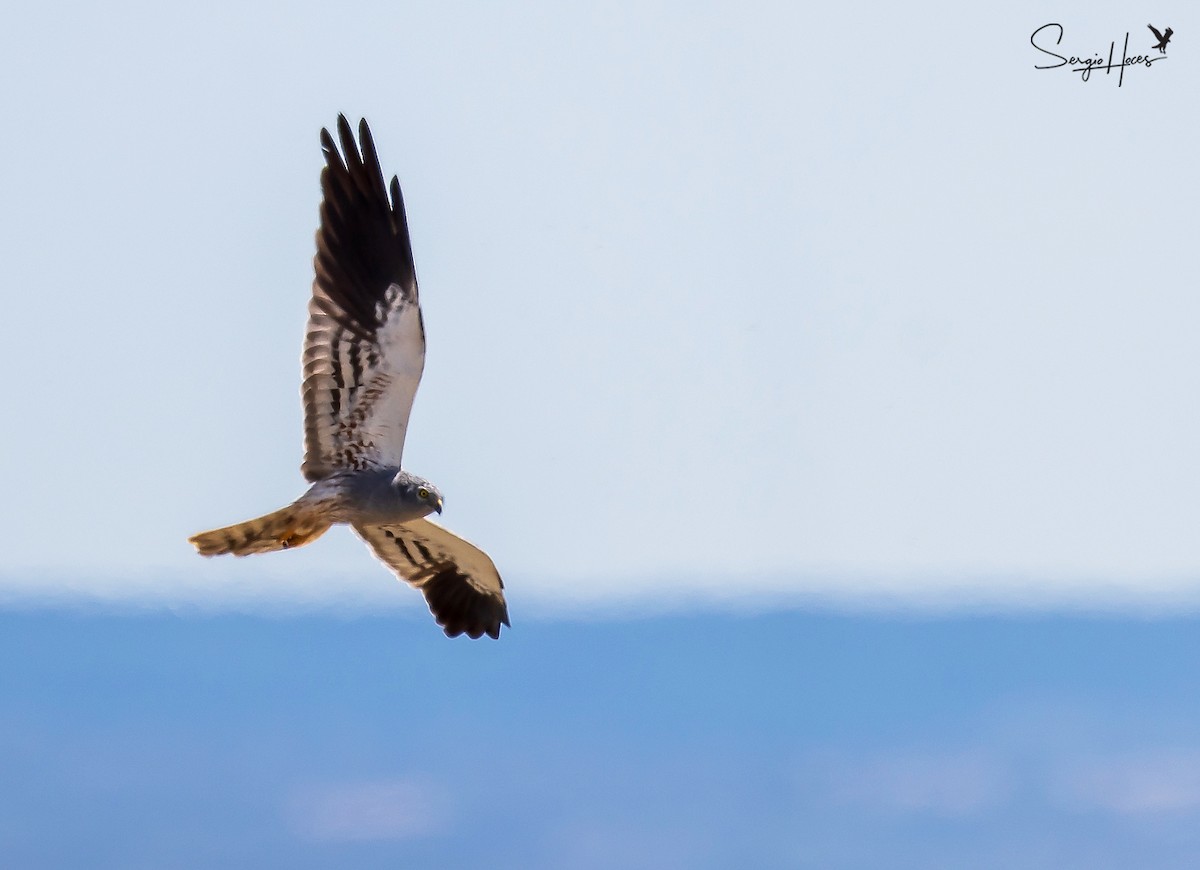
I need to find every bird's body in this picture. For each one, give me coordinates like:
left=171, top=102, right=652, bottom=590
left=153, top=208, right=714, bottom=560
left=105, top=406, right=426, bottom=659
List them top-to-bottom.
left=189, top=116, right=510, bottom=639
left=190, top=470, right=438, bottom=557
left=341, top=470, right=445, bottom=528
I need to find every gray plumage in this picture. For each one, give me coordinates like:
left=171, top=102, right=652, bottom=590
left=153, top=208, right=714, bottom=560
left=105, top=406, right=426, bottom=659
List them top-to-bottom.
left=189, top=115, right=510, bottom=640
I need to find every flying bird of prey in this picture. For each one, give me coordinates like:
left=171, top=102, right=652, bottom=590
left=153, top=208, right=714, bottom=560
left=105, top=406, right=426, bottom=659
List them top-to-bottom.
left=1148, top=23, right=1173, bottom=54
left=189, top=116, right=510, bottom=639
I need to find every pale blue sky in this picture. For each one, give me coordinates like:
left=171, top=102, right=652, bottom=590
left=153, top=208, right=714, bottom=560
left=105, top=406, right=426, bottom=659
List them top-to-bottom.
left=1, top=1, right=1197, bottom=611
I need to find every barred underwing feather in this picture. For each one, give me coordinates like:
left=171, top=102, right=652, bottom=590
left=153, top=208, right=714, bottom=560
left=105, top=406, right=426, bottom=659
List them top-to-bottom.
left=301, top=115, right=425, bottom=482
left=354, top=519, right=510, bottom=639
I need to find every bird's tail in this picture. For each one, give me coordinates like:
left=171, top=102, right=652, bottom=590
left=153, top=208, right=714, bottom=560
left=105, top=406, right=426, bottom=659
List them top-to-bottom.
left=189, top=501, right=333, bottom=557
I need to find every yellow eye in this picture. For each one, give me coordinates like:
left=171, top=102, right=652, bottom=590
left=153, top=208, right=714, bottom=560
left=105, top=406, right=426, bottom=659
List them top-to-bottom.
left=418, top=488, right=430, bottom=500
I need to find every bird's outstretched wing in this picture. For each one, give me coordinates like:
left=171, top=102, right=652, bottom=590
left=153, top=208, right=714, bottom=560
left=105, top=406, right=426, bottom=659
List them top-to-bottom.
left=1148, top=23, right=1166, bottom=42
left=301, top=115, right=425, bottom=482
left=354, top=519, right=510, bottom=639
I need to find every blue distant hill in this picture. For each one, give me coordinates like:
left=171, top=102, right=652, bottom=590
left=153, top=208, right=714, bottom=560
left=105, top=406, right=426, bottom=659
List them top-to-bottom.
left=1, top=611, right=1197, bottom=869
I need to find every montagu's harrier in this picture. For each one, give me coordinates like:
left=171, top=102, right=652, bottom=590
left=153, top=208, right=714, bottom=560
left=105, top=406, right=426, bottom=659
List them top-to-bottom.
left=190, top=116, right=510, bottom=640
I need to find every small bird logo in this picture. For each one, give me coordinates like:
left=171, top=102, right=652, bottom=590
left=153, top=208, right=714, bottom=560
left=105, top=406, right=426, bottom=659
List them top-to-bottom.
left=1148, top=23, right=1173, bottom=54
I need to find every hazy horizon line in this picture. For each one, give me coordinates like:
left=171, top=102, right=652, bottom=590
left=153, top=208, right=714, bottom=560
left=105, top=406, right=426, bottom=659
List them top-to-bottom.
left=3, top=568, right=1199, bottom=620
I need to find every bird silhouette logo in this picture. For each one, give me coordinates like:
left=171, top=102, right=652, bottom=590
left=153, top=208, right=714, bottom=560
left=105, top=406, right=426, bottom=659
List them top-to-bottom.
left=1148, top=23, right=1173, bottom=54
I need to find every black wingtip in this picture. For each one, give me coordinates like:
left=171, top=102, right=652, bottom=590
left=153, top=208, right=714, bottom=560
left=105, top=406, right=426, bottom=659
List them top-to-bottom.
left=311, top=113, right=418, bottom=334
left=321, top=114, right=366, bottom=166
left=336, top=115, right=361, bottom=169
left=319, top=126, right=337, bottom=159
left=437, top=604, right=510, bottom=640
left=441, top=620, right=507, bottom=641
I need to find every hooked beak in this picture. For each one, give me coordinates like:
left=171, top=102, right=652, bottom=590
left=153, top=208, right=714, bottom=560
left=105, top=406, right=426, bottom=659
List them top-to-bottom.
left=434, top=497, right=443, bottom=515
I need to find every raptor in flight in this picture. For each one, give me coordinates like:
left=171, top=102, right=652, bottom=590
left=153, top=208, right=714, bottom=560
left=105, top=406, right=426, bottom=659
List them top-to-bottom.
left=1148, top=23, right=1173, bottom=54
left=190, top=116, right=510, bottom=639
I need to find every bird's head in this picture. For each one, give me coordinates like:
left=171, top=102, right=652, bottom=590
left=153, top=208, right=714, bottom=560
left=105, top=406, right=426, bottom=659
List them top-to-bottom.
left=392, top=471, right=444, bottom=515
